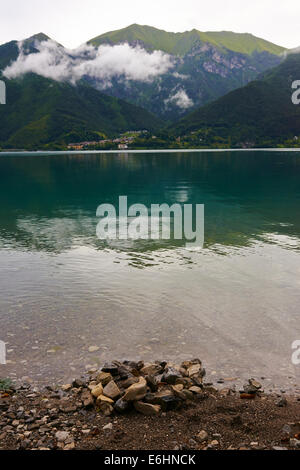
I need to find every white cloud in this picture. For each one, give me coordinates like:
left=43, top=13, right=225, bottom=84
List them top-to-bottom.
left=3, top=40, right=175, bottom=85
left=172, top=72, right=189, bottom=80
left=165, top=88, right=194, bottom=110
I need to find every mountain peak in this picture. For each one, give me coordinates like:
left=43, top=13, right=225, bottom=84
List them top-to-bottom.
left=88, top=24, right=286, bottom=56
left=24, top=33, right=51, bottom=44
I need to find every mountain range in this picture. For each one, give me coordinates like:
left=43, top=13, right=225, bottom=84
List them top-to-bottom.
left=0, top=24, right=299, bottom=149
left=88, top=24, right=285, bottom=120
left=171, top=51, right=300, bottom=146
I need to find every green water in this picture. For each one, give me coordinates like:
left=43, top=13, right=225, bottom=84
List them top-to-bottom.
left=0, top=150, right=299, bottom=389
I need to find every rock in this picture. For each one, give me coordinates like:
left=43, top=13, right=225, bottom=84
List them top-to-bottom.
left=88, top=346, right=99, bottom=353
left=101, top=363, right=119, bottom=376
left=140, top=364, right=162, bottom=376
left=187, top=364, right=202, bottom=377
left=161, top=367, right=182, bottom=385
left=96, top=372, right=112, bottom=386
left=146, top=375, right=159, bottom=392
left=121, top=377, right=139, bottom=389
left=123, top=377, right=147, bottom=402
left=175, top=377, right=193, bottom=388
left=249, top=378, right=262, bottom=389
left=72, top=379, right=85, bottom=388
left=103, top=381, right=121, bottom=400
left=91, top=383, right=103, bottom=398
left=173, top=383, right=184, bottom=392
left=61, top=384, right=72, bottom=392
left=171, top=385, right=186, bottom=400
left=189, top=386, right=202, bottom=394
left=220, top=387, right=235, bottom=397
left=181, top=389, right=194, bottom=400
left=81, top=390, right=94, bottom=408
left=154, top=394, right=181, bottom=411
left=96, top=395, right=114, bottom=405
left=276, top=397, right=288, bottom=407
left=114, top=398, right=130, bottom=413
left=134, top=401, right=161, bottom=416
left=98, top=402, right=114, bottom=416
left=282, top=422, right=300, bottom=435
left=103, top=423, right=113, bottom=431
left=197, top=430, right=208, bottom=442
left=55, top=431, right=70, bottom=443
left=290, top=438, right=300, bottom=449
left=210, top=440, right=219, bottom=447
left=64, top=442, right=75, bottom=451
left=272, top=446, right=288, bottom=451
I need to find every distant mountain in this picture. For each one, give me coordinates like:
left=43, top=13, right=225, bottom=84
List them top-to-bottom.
left=87, top=24, right=286, bottom=120
left=89, top=24, right=284, bottom=56
left=0, top=41, right=162, bottom=149
left=170, top=52, right=300, bottom=145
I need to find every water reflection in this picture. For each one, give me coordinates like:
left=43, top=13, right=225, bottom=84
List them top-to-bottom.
left=0, top=151, right=300, bottom=257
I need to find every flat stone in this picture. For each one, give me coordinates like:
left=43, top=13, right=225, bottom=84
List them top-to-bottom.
left=88, top=346, right=99, bottom=353
left=101, top=363, right=119, bottom=376
left=140, top=364, right=162, bottom=376
left=187, top=364, right=202, bottom=377
left=96, top=372, right=112, bottom=386
left=123, top=377, right=147, bottom=402
left=249, top=378, right=262, bottom=389
left=103, top=381, right=121, bottom=400
left=91, top=383, right=103, bottom=398
left=189, top=386, right=202, bottom=394
left=96, top=394, right=114, bottom=405
left=134, top=401, right=161, bottom=416
left=55, top=431, right=70, bottom=443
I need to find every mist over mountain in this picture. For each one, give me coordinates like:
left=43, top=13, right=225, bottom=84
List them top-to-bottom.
left=1, top=24, right=286, bottom=122
left=0, top=36, right=162, bottom=149
left=170, top=51, right=300, bottom=145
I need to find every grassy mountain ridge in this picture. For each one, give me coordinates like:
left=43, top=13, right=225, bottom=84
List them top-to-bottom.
left=89, top=24, right=285, bottom=56
left=170, top=52, right=300, bottom=144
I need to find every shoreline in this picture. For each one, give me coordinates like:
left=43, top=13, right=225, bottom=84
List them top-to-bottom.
left=1, top=148, right=300, bottom=156
left=1, top=359, right=299, bottom=450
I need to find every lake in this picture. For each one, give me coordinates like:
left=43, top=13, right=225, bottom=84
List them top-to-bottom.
left=0, top=150, right=299, bottom=391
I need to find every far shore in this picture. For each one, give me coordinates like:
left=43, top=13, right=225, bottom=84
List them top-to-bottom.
left=1, top=148, right=300, bottom=156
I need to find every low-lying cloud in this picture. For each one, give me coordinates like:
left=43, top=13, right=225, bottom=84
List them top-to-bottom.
left=3, top=40, right=175, bottom=85
left=165, top=88, right=194, bottom=110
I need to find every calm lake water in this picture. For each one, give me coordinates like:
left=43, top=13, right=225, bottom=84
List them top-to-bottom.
left=0, top=150, right=300, bottom=391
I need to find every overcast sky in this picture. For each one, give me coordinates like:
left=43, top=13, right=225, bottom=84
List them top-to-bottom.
left=0, top=0, right=299, bottom=49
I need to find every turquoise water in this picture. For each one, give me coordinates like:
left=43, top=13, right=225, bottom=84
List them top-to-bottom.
left=0, top=150, right=299, bottom=390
